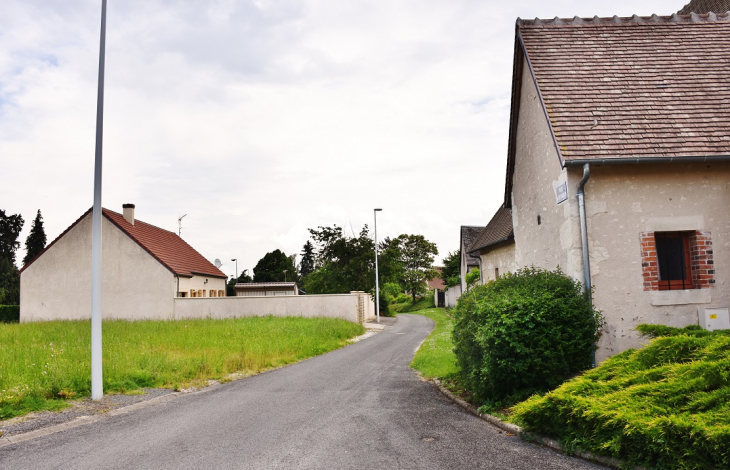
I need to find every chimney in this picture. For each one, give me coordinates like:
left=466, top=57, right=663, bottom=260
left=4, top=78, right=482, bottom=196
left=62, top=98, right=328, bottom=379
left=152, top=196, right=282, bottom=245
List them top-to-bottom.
left=122, top=203, right=135, bottom=225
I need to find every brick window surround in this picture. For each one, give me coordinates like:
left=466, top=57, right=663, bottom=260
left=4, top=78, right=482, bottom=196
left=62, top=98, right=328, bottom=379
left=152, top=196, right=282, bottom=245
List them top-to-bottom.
left=640, top=231, right=714, bottom=291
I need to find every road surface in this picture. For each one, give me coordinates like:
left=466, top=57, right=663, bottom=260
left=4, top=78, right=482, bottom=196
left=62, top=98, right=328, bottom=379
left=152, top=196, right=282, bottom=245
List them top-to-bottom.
left=0, top=314, right=606, bottom=469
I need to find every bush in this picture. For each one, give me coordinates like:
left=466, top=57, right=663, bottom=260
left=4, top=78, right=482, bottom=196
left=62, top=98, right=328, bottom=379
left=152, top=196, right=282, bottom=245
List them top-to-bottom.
left=452, top=267, right=603, bottom=409
left=394, top=293, right=411, bottom=304
left=0, top=305, right=20, bottom=323
left=636, top=323, right=730, bottom=339
left=510, top=334, right=730, bottom=469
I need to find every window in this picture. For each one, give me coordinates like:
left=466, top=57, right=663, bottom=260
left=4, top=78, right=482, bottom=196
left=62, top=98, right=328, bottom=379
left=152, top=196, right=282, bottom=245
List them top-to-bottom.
left=641, top=230, right=714, bottom=291
left=655, top=232, right=693, bottom=290
left=495, top=267, right=500, bottom=279
left=190, top=289, right=196, bottom=298
left=209, top=290, right=217, bottom=298
left=218, top=290, right=225, bottom=297
left=178, top=292, right=187, bottom=298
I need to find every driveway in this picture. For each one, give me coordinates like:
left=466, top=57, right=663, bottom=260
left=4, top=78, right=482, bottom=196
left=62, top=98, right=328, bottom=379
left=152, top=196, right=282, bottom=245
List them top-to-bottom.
left=0, top=314, right=606, bottom=469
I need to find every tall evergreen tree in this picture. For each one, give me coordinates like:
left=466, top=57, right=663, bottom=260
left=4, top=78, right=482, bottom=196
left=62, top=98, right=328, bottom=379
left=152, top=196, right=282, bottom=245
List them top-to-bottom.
left=0, top=209, right=24, bottom=305
left=23, top=209, right=47, bottom=265
left=299, top=240, right=315, bottom=279
left=253, top=250, right=297, bottom=283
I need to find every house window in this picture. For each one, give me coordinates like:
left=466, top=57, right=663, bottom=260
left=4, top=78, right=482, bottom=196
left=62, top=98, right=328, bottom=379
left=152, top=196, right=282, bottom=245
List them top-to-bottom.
left=641, top=230, right=714, bottom=291
left=655, top=232, right=693, bottom=290
left=495, top=267, right=500, bottom=279
left=190, top=289, right=196, bottom=298
left=209, top=290, right=217, bottom=298
left=218, top=290, right=225, bottom=297
left=178, top=292, right=187, bottom=298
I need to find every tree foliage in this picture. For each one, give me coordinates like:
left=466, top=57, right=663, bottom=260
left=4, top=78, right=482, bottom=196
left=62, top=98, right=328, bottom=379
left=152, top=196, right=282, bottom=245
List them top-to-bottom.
left=0, top=209, right=24, bottom=305
left=23, top=210, right=47, bottom=265
left=304, top=225, right=375, bottom=294
left=391, top=234, right=438, bottom=303
left=299, top=240, right=315, bottom=280
left=253, top=250, right=297, bottom=283
left=441, top=250, right=461, bottom=288
left=452, top=267, right=603, bottom=409
left=226, top=269, right=253, bottom=296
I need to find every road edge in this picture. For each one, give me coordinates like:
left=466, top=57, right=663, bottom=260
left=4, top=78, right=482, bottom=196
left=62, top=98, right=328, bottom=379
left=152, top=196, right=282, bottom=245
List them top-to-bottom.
left=427, top=378, right=638, bottom=470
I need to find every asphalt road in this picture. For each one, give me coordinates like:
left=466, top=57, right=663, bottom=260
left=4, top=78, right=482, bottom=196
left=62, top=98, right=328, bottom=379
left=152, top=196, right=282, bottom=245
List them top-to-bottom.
left=0, top=314, right=606, bottom=469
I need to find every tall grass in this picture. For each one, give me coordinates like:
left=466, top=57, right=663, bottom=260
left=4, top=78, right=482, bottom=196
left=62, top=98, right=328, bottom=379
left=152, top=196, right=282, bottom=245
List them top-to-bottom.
left=409, top=308, right=458, bottom=380
left=0, top=316, right=363, bottom=420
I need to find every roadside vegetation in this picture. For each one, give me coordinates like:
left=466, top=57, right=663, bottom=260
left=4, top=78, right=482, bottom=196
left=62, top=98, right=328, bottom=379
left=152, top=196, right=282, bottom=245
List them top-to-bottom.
left=453, top=267, right=602, bottom=411
left=409, top=307, right=458, bottom=380
left=0, top=316, right=363, bottom=420
left=509, top=326, right=730, bottom=469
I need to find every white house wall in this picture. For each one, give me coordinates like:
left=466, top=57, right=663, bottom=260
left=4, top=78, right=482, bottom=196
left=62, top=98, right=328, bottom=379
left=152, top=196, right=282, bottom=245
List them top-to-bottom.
left=20, top=213, right=174, bottom=321
left=479, top=243, right=517, bottom=283
left=177, top=275, right=226, bottom=298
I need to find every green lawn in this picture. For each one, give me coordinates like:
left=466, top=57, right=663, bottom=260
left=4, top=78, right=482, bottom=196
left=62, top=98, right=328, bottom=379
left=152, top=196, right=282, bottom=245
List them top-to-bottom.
left=409, top=307, right=458, bottom=380
left=0, top=316, right=363, bottom=420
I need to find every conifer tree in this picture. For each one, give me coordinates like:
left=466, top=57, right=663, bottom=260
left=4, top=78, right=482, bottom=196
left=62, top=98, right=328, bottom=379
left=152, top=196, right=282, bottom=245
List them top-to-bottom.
left=23, top=209, right=47, bottom=265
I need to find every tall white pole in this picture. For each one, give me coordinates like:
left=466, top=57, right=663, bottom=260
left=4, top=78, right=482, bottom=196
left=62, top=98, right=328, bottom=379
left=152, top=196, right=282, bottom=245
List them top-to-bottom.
left=91, top=0, right=107, bottom=401
left=374, top=208, right=382, bottom=324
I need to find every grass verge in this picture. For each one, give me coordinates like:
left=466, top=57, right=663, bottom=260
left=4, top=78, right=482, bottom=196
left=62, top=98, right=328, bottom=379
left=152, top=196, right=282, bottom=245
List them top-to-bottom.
left=391, top=296, right=435, bottom=314
left=409, top=307, right=459, bottom=382
left=0, top=316, right=363, bottom=420
left=508, top=330, right=730, bottom=469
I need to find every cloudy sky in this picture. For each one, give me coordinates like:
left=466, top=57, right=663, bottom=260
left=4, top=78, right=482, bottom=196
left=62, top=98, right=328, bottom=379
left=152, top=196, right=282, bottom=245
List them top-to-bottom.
left=1, top=0, right=673, bottom=276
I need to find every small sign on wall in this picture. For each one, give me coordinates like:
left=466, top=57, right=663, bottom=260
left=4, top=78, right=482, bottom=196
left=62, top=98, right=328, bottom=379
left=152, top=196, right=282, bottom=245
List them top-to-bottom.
left=555, top=181, right=568, bottom=204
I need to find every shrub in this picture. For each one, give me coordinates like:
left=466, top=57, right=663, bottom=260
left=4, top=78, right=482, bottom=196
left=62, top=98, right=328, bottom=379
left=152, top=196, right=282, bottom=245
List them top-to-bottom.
left=452, top=267, right=603, bottom=409
left=381, top=282, right=402, bottom=302
left=395, top=293, right=411, bottom=304
left=0, top=305, right=20, bottom=323
left=636, top=323, right=730, bottom=339
left=510, top=334, right=730, bottom=469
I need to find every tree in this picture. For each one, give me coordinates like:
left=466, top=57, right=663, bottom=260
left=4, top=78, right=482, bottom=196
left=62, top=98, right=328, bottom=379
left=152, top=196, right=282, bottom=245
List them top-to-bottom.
left=0, top=209, right=24, bottom=305
left=23, top=210, right=47, bottom=265
left=304, top=225, right=375, bottom=294
left=391, top=234, right=439, bottom=303
left=299, top=240, right=315, bottom=279
left=253, top=250, right=297, bottom=283
left=441, top=250, right=461, bottom=288
left=226, top=269, right=253, bottom=296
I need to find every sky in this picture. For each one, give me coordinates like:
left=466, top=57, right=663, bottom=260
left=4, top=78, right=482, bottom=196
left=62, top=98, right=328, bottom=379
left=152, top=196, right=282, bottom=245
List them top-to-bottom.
left=1, top=0, right=673, bottom=277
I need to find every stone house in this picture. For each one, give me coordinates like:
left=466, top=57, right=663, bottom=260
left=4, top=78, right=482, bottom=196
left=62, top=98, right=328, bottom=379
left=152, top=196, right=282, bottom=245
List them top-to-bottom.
left=488, top=13, right=730, bottom=361
left=20, top=204, right=227, bottom=321
left=468, top=205, right=515, bottom=284
left=459, top=226, right=483, bottom=291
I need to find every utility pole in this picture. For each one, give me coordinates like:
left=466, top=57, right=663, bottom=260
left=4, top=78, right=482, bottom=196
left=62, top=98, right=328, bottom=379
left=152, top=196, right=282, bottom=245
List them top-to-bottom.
left=90, top=0, right=108, bottom=401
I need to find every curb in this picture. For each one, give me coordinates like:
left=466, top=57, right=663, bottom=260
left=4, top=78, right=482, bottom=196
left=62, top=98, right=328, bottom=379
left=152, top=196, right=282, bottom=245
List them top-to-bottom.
left=428, top=378, right=631, bottom=470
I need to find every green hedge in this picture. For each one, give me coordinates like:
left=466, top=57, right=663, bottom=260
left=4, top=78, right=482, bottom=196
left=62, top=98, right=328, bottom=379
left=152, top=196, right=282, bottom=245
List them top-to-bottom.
left=452, top=267, right=602, bottom=409
left=0, top=305, right=20, bottom=323
left=510, top=332, right=730, bottom=469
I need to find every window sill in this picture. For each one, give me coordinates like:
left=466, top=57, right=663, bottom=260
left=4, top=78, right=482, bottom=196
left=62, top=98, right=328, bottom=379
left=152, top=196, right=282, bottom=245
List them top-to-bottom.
left=650, top=289, right=711, bottom=306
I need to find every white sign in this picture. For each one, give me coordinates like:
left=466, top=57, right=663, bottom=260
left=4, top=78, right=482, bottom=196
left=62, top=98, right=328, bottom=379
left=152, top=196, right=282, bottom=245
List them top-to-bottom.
left=555, top=181, right=568, bottom=204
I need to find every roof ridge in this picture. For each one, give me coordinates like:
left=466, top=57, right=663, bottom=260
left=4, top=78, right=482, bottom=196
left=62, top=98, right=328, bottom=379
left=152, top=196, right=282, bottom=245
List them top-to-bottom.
left=517, top=11, right=730, bottom=27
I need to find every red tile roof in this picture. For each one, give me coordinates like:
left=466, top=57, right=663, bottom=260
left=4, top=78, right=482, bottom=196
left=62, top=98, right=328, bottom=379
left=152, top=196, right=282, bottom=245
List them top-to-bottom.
left=518, top=13, right=730, bottom=163
left=21, top=208, right=226, bottom=279
left=103, top=209, right=226, bottom=279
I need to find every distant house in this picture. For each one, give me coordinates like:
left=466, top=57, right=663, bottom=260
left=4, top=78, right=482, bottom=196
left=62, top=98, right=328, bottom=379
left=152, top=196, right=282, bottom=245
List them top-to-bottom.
left=484, top=12, right=730, bottom=361
left=20, top=204, right=227, bottom=321
left=468, top=205, right=515, bottom=284
left=459, top=226, right=482, bottom=291
left=235, top=282, right=299, bottom=297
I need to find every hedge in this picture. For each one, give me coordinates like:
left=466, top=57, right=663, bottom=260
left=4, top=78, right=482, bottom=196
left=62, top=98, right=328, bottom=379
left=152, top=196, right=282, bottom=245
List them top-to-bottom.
left=0, top=305, right=20, bottom=323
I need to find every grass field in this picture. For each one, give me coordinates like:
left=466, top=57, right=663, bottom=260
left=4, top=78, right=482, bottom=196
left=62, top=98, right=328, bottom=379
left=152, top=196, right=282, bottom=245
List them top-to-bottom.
left=409, top=307, right=458, bottom=380
left=0, top=316, right=364, bottom=420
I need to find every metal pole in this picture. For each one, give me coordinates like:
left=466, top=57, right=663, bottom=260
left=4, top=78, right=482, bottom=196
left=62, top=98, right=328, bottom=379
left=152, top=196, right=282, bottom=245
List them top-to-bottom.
left=91, top=0, right=107, bottom=401
left=374, top=208, right=382, bottom=323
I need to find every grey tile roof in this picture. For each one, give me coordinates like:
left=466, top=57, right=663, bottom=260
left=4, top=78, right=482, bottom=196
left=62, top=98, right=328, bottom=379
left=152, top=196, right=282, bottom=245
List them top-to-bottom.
left=679, top=0, right=730, bottom=14
left=468, top=206, right=514, bottom=254
left=460, top=226, right=483, bottom=266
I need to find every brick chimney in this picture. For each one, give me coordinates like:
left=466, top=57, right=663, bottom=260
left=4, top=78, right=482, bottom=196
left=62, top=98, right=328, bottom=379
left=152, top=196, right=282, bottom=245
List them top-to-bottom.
left=122, top=203, right=135, bottom=225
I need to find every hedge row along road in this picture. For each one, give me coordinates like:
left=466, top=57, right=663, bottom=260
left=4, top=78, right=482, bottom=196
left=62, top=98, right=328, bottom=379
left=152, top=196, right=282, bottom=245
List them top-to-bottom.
left=0, top=315, right=606, bottom=470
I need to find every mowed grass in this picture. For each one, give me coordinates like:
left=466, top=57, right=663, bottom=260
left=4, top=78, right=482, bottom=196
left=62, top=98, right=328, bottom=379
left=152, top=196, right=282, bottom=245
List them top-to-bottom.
left=409, top=308, right=458, bottom=380
left=0, top=316, right=364, bottom=420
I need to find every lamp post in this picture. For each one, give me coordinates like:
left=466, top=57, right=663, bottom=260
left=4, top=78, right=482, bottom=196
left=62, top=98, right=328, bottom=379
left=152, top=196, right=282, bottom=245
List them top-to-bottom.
left=90, top=0, right=107, bottom=401
left=374, top=208, right=382, bottom=324
left=231, top=258, right=238, bottom=280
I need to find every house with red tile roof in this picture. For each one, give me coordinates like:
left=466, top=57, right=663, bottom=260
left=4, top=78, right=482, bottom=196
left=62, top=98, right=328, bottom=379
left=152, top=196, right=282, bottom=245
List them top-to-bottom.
left=486, top=12, right=730, bottom=361
left=20, top=204, right=227, bottom=321
left=467, top=205, right=515, bottom=284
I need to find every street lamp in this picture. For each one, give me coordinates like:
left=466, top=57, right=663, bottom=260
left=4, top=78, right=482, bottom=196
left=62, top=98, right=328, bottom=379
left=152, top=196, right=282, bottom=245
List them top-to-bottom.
left=374, top=208, right=382, bottom=324
left=231, top=258, right=237, bottom=280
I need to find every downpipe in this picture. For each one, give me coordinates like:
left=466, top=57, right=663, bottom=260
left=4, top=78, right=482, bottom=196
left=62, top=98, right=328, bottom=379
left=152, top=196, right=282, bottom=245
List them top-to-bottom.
left=577, top=163, right=596, bottom=367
